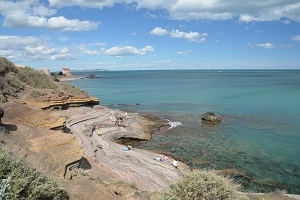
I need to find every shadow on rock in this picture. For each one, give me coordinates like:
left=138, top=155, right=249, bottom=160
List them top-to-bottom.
left=1, top=123, right=18, bottom=132
left=1, top=123, right=18, bottom=133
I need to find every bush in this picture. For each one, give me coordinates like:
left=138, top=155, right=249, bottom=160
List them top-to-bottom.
left=0, top=57, right=18, bottom=77
left=17, top=67, right=58, bottom=89
left=0, top=148, right=69, bottom=199
left=152, top=169, right=249, bottom=200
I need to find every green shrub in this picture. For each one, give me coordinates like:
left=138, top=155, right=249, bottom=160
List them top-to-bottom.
left=17, top=67, right=58, bottom=89
left=60, top=83, right=88, bottom=95
left=30, top=90, right=44, bottom=98
left=0, top=148, right=69, bottom=199
left=152, top=169, right=249, bottom=200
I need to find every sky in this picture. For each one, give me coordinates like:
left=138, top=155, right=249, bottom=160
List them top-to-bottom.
left=0, top=0, right=300, bottom=71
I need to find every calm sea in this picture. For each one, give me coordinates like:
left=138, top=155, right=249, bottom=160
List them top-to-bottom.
left=69, top=70, right=300, bottom=194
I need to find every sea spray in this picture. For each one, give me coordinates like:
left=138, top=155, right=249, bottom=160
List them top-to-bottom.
left=167, top=120, right=182, bottom=130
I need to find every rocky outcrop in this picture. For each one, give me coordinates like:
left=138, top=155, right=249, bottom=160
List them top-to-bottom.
left=18, top=95, right=99, bottom=110
left=0, top=102, right=190, bottom=195
left=0, top=103, right=83, bottom=176
left=58, top=105, right=190, bottom=192
left=201, top=112, right=222, bottom=122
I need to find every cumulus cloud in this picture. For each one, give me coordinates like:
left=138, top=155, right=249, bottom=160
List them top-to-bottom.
left=0, top=0, right=99, bottom=31
left=46, top=0, right=300, bottom=23
left=47, top=16, right=99, bottom=31
left=150, top=27, right=207, bottom=43
left=150, top=27, right=169, bottom=36
left=0, top=35, right=72, bottom=61
left=292, top=35, right=300, bottom=41
left=101, top=45, right=154, bottom=57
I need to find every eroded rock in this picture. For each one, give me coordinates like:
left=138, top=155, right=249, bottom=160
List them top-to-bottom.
left=202, top=112, right=222, bottom=122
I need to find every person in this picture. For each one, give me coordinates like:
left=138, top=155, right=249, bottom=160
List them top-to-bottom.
left=109, top=114, right=114, bottom=123
left=94, top=125, right=100, bottom=134
left=123, top=145, right=132, bottom=151
left=156, top=154, right=169, bottom=162
left=163, top=154, right=169, bottom=162
left=156, top=155, right=164, bottom=162
left=172, top=159, right=179, bottom=168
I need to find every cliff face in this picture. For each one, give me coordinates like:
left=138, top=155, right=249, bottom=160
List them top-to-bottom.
left=0, top=102, right=83, bottom=177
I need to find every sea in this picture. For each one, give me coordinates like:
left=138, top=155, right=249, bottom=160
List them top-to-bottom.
left=68, top=70, right=300, bottom=194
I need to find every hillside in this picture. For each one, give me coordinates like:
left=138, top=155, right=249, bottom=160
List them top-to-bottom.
left=0, top=57, right=96, bottom=104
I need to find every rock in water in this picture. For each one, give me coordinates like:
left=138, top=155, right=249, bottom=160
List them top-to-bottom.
left=201, top=112, right=222, bottom=122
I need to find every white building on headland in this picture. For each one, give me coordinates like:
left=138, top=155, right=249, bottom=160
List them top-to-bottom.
left=62, top=68, right=71, bottom=76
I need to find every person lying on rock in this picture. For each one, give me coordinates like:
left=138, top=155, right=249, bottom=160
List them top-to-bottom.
left=123, top=145, right=132, bottom=151
left=156, top=154, right=169, bottom=162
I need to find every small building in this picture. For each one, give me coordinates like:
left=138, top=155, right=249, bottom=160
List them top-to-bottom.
left=15, top=64, right=26, bottom=68
left=41, top=68, right=50, bottom=75
left=62, top=68, right=71, bottom=76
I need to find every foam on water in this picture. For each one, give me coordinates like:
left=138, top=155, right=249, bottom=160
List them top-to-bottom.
left=166, top=119, right=182, bottom=130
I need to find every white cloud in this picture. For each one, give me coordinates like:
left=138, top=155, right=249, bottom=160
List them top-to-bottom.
left=0, top=0, right=99, bottom=31
left=47, top=0, right=300, bottom=23
left=48, top=0, right=117, bottom=8
left=47, top=16, right=99, bottom=31
left=150, top=27, right=207, bottom=43
left=150, top=27, right=169, bottom=36
left=0, top=35, right=72, bottom=61
left=292, top=35, right=300, bottom=41
left=78, top=43, right=106, bottom=55
left=256, top=43, right=276, bottom=49
left=257, top=43, right=275, bottom=49
left=102, top=45, right=154, bottom=57
left=79, top=47, right=101, bottom=55
left=176, top=50, right=191, bottom=55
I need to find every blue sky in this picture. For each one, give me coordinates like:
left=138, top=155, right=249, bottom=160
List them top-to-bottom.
left=0, top=0, right=300, bottom=71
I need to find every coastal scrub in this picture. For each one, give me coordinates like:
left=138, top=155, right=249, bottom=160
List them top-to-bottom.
left=0, top=148, right=69, bottom=199
left=152, top=169, right=249, bottom=200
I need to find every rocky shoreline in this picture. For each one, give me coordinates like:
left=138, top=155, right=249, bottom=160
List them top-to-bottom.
left=0, top=101, right=190, bottom=199
left=2, top=101, right=300, bottom=200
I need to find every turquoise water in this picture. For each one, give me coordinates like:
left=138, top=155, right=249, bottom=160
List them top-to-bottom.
left=69, top=70, right=300, bottom=194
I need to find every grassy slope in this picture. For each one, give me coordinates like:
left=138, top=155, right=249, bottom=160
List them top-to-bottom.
left=0, top=56, right=87, bottom=103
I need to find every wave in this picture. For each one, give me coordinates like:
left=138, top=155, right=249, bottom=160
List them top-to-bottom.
left=166, top=120, right=182, bottom=130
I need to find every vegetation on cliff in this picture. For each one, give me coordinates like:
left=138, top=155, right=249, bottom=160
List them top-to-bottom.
left=0, top=57, right=88, bottom=103
left=0, top=148, right=69, bottom=199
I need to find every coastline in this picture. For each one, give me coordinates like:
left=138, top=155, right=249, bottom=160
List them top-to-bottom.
left=2, top=97, right=300, bottom=199
left=0, top=101, right=190, bottom=195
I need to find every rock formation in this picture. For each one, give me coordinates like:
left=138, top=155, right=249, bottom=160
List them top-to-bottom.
left=18, top=95, right=99, bottom=110
left=0, top=100, right=190, bottom=198
left=201, top=112, right=222, bottom=122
